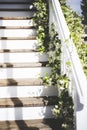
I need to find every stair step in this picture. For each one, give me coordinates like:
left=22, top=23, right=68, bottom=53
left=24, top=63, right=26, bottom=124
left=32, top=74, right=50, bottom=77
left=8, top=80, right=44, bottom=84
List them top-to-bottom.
left=0, top=0, right=37, bottom=4
left=0, top=2, right=34, bottom=4
left=0, top=4, right=36, bottom=10
left=0, top=8, right=36, bottom=11
left=0, top=11, right=35, bottom=17
left=0, top=16, right=33, bottom=20
left=0, top=19, right=34, bottom=26
left=0, top=26, right=36, bottom=29
left=0, top=29, right=36, bottom=37
left=0, top=36, right=36, bottom=40
left=0, top=40, right=38, bottom=50
left=0, top=49, right=37, bottom=53
left=0, top=52, right=48, bottom=63
left=0, top=62, right=48, bottom=68
left=0, top=67, right=51, bottom=79
left=0, top=78, right=43, bottom=86
left=0, top=85, right=58, bottom=98
left=0, top=96, right=58, bottom=107
left=0, top=97, right=57, bottom=120
left=0, top=106, right=54, bottom=120
left=0, top=119, right=60, bottom=130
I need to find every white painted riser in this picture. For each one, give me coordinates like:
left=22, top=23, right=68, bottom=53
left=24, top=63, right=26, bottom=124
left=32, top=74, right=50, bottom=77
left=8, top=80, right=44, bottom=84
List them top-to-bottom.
left=0, top=4, right=34, bottom=9
left=0, top=11, right=34, bottom=17
left=0, top=20, right=34, bottom=26
left=0, top=29, right=36, bottom=37
left=0, top=40, right=37, bottom=49
left=0, top=52, right=48, bottom=63
left=0, top=67, right=51, bottom=79
left=0, top=86, right=58, bottom=98
left=0, top=106, right=54, bottom=121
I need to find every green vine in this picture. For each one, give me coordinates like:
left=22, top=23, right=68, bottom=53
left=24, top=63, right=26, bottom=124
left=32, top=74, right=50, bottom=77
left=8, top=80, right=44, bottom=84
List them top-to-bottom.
left=33, top=0, right=49, bottom=52
left=59, top=0, right=87, bottom=78
left=34, top=1, right=74, bottom=129
left=43, top=24, right=74, bottom=129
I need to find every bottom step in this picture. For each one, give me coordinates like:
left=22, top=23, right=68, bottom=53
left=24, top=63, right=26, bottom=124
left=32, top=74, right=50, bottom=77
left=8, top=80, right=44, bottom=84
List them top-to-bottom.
left=0, top=119, right=60, bottom=130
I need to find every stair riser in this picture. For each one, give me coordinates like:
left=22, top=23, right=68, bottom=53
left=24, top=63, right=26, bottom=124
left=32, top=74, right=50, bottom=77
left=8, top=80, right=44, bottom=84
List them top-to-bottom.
left=0, top=4, right=34, bottom=10
left=0, top=11, right=34, bottom=17
left=0, top=20, right=34, bottom=26
left=0, top=29, right=36, bottom=37
left=0, top=40, right=37, bottom=50
left=0, top=52, right=48, bottom=63
left=0, top=67, right=51, bottom=79
left=0, top=86, right=58, bottom=98
left=0, top=106, right=54, bottom=121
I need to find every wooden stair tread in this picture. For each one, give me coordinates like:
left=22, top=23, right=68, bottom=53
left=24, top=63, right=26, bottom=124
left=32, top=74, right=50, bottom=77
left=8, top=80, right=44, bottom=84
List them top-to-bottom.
left=0, top=16, right=33, bottom=20
left=0, top=26, right=36, bottom=29
left=0, top=36, right=36, bottom=40
left=0, top=49, right=38, bottom=53
left=0, top=62, right=48, bottom=68
left=0, top=78, right=43, bottom=86
left=0, top=96, right=58, bottom=107
left=0, top=119, right=60, bottom=130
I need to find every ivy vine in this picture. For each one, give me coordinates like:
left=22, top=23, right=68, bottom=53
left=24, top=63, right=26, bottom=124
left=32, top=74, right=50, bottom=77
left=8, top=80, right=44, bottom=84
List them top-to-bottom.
left=33, top=0, right=49, bottom=52
left=59, top=0, right=87, bottom=78
left=33, top=1, right=74, bottom=129
left=43, top=24, right=74, bottom=129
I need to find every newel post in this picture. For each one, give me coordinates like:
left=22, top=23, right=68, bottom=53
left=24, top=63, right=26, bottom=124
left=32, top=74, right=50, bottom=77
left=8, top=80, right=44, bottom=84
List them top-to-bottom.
left=74, top=87, right=87, bottom=130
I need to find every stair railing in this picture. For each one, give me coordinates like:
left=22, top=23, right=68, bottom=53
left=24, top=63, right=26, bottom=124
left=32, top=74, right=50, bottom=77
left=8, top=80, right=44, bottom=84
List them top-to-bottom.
left=49, top=0, right=87, bottom=130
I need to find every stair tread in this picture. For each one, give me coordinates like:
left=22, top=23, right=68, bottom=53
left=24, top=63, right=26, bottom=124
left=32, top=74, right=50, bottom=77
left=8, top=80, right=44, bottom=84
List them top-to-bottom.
left=0, top=16, right=33, bottom=20
left=0, top=26, right=36, bottom=29
left=0, top=36, right=36, bottom=40
left=0, top=49, right=37, bottom=53
left=0, top=62, right=48, bottom=68
left=0, top=78, right=43, bottom=86
left=0, top=96, right=58, bottom=107
left=0, top=119, right=60, bottom=130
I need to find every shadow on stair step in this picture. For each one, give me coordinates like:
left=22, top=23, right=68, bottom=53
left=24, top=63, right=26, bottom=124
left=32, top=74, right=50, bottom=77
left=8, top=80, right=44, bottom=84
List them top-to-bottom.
left=11, top=97, right=39, bottom=130
left=5, top=121, right=39, bottom=130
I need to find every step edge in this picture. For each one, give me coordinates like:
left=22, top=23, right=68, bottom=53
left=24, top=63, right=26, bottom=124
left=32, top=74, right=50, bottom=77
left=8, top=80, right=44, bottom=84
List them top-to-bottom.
left=0, top=17, right=34, bottom=20
left=0, top=36, right=36, bottom=40
left=0, top=62, right=48, bottom=68
left=0, top=96, right=58, bottom=107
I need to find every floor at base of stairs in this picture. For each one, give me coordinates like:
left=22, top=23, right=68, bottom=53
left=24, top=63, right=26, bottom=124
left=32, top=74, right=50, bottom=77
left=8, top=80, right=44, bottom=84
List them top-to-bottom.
left=0, top=119, right=62, bottom=130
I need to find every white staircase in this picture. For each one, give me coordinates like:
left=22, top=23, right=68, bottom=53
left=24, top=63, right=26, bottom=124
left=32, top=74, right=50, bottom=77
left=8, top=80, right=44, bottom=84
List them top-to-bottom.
left=0, top=0, right=59, bottom=129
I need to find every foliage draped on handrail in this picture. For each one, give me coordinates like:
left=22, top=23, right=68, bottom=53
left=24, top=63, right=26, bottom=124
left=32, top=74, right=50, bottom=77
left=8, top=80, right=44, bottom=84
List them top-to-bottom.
left=49, top=0, right=87, bottom=102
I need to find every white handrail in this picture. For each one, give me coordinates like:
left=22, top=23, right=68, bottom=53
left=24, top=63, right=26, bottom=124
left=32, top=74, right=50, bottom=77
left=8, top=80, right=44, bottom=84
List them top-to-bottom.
left=49, top=0, right=87, bottom=130
left=49, top=0, right=87, bottom=103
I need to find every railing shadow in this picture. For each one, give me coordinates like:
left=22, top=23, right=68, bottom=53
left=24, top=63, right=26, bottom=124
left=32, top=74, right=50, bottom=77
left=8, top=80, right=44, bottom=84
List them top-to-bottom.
left=7, top=79, right=39, bottom=130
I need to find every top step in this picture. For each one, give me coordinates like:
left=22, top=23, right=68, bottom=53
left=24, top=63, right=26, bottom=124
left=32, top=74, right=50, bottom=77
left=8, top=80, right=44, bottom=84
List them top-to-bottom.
left=0, top=0, right=38, bottom=4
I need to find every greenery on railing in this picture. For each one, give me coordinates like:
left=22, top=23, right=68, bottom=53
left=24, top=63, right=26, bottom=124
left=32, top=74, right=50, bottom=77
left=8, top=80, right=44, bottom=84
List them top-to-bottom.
left=33, top=0, right=74, bottom=129
left=59, top=0, right=87, bottom=78
left=44, top=24, right=74, bottom=130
